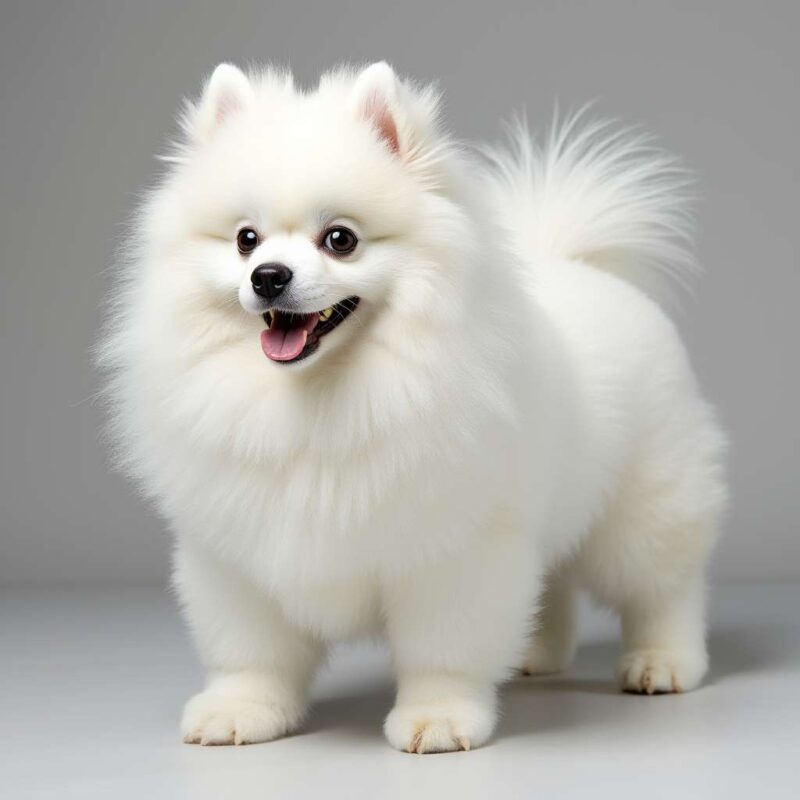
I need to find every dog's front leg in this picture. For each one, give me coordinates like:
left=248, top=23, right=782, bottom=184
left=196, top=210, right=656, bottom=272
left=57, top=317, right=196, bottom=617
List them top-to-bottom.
left=382, top=523, right=536, bottom=753
left=175, top=540, right=322, bottom=745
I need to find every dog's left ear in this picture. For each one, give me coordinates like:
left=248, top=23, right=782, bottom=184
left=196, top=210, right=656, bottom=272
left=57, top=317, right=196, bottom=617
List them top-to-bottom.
left=349, top=62, right=443, bottom=167
left=349, top=62, right=402, bottom=154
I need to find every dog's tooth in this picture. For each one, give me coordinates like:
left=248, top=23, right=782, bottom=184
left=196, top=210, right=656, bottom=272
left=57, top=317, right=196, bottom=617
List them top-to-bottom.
left=320, top=307, right=333, bottom=321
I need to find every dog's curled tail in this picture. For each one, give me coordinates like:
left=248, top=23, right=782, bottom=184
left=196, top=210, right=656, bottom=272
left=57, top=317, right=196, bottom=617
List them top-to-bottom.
left=482, top=110, right=697, bottom=297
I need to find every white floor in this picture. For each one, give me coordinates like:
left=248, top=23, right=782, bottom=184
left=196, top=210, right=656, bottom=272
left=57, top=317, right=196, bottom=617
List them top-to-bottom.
left=1, top=583, right=798, bottom=799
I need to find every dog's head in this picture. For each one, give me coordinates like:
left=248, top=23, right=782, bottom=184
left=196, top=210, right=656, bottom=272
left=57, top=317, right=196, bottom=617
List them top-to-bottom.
left=148, top=62, right=475, bottom=371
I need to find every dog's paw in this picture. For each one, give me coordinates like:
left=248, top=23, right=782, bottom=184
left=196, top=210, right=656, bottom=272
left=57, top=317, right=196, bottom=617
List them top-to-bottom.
left=617, top=648, right=707, bottom=695
left=181, top=690, right=298, bottom=746
left=384, top=698, right=494, bottom=754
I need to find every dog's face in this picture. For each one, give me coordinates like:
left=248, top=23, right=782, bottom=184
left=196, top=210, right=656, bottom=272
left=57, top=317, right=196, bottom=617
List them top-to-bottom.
left=150, top=62, right=471, bottom=371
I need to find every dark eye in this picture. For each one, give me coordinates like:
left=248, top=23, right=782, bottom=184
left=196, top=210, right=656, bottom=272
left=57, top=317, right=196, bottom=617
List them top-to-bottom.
left=322, top=226, right=358, bottom=255
left=237, top=227, right=260, bottom=255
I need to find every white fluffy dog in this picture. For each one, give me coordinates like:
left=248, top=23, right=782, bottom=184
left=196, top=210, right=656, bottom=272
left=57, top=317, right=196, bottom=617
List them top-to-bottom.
left=102, top=62, right=727, bottom=753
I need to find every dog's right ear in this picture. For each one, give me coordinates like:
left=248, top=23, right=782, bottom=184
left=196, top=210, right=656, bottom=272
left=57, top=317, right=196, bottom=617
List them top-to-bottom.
left=185, top=63, right=254, bottom=144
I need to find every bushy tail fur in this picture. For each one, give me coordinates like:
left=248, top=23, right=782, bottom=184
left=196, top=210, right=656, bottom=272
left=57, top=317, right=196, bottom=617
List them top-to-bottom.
left=483, top=110, right=697, bottom=298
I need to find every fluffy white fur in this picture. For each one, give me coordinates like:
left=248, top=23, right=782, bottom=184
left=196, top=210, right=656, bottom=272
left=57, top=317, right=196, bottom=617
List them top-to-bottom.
left=101, top=62, right=727, bottom=753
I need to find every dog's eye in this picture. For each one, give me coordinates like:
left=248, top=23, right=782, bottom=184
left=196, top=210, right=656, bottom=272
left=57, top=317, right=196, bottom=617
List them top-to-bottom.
left=322, top=226, right=358, bottom=256
left=237, top=227, right=260, bottom=255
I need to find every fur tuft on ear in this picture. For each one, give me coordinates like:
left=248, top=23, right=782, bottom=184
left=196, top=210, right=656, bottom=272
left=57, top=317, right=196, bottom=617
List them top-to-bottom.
left=188, top=63, right=254, bottom=143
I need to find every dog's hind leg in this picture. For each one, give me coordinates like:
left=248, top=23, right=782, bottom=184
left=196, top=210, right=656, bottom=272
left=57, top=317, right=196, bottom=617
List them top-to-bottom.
left=574, top=435, right=724, bottom=694
left=521, top=567, right=578, bottom=676
left=615, top=570, right=709, bottom=694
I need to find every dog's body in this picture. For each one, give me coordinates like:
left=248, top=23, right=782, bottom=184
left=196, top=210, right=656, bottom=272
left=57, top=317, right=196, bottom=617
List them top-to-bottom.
left=103, top=63, right=727, bottom=752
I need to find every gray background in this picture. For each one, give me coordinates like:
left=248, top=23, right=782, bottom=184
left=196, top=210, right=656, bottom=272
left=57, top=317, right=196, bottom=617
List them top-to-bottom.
left=1, top=0, right=797, bottom=586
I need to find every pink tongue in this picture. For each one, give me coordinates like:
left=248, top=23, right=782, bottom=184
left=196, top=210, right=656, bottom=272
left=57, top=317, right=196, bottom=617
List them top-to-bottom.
left=260, top=314, right=319, bottom=362
left=260, top=327, right=307, bottom=361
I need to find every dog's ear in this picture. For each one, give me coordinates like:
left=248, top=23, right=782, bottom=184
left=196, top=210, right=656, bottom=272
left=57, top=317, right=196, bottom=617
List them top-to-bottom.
left=349, top=62, right=444, bottom=172
left=349, top=62, right=402, bottom=154
left=187, top=63, right=254, bottom=143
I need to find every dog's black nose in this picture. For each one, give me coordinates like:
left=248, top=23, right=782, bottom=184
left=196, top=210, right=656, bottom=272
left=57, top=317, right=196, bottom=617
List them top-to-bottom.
left=250, top=263, right=293, bottom=301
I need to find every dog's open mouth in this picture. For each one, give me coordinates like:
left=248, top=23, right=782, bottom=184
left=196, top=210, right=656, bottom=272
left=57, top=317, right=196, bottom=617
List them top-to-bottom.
left=260, top=297, right=360, bottom=364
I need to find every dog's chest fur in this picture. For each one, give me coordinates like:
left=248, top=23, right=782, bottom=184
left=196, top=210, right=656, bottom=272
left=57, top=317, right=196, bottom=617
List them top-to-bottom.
left=165, top=399, right=521, bottom=592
